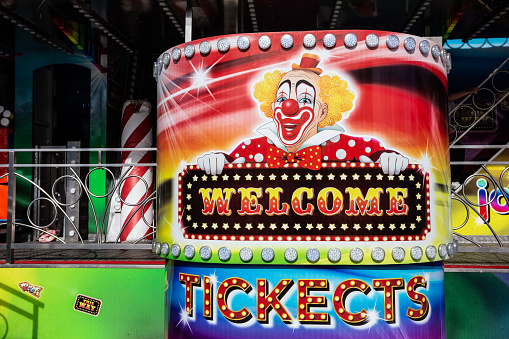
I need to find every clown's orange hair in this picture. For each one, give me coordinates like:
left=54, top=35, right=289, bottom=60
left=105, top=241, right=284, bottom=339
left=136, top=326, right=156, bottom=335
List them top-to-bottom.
left=252, top=70, right=356, bottom=128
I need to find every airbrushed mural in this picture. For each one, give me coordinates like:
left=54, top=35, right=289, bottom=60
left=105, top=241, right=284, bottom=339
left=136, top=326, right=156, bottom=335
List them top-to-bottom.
left=156, top=31, right=453, bottom=337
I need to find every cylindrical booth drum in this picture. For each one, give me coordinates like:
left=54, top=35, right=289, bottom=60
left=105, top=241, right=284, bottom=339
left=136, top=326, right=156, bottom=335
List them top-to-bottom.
left=156, top=31, right=453, bottom=338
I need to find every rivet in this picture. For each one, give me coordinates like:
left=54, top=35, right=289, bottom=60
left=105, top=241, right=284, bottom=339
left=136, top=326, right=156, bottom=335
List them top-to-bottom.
left=323, top=33, right=336, bottom=48
left=344, top=33, right=358, bottom=48
left=365, top=33, right=379, bottom=48
left=280, top=34, right=294, bottom=49
left=303, top=34, right=316, bottom=48
left=258, top=35, right=271, bottom=50
left=386, top=35, right=399, bottom=49
left=237, top=36, right=250, bottom=50
left=404, top=37, right=416, bottom=52
left=217, top=38, right=230, bottom=53
left=419, top=40, right=430, bottom=54
left=199, top=41, right=212, bottom=55
left=184, top=44, right=195, bottom=58
left=431, top=45, right=440, bottom=59
left=171, top=48, right=181, bottom=61
left=162, top=52, right=170, bottom=66
left=161, top=243, right=170, bottom=256
left=447, top=243, right=455, bottom=258
left=171, top=244, right=181, bottom=258
left=438, top=244, right=448, bottom=259
left=184, top=245, right=195, bottom=259
left=426, top=245, right=437, bottom=260
left=200, top=246, right=212, bottom=260
left=218, top=246, right=231, bottom=261
left=411, top=246, right=423, bottom=261
left=239, top=247, right=253, bottom=262
left=261, top=247, right=275, bottom=262
left=350, top=247, right=364, bottom=263
left=371, top=247, right=385, bottom=262
left=392, top=247, right=405, bottom=261
left=285, top=248, right=298, bottom=263
left=306, top=248, right=320, bottom=263
left=328, top=248, right=341, bottom=263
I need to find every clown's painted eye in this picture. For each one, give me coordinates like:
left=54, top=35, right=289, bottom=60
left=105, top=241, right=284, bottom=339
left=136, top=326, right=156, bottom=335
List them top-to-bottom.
left=277, top=97, right=287, bottom=103
left=299, top=98, right=312, bottom=104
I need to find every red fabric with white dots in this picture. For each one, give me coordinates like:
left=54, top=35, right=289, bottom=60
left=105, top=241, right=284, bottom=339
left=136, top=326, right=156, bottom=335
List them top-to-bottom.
left=229, top=134, right=386, bottom=165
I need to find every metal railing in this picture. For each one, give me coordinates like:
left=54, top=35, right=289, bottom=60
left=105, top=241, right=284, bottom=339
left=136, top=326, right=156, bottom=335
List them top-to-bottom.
left=448, top=57, right=509, bottom=249
left=0, top=147, right=157, bottom=264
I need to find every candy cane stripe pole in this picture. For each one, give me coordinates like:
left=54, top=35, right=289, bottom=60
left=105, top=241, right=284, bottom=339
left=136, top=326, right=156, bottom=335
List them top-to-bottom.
left=119, top=100, right=154, bottom=242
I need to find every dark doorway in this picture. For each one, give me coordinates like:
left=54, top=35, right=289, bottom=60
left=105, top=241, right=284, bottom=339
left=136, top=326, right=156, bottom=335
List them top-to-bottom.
left=33, top=63, right=91, bottom=147
left=31, top=64, right=91, bottom=241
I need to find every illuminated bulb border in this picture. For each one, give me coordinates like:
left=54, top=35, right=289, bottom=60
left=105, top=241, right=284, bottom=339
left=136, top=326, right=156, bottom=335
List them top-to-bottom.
left=160, top=31, right=450, bottom=264
left=162, top=32, right=447, bottom=72
left=323, top=33, right=337, bottom=48
left=365, top=33, right=379, bottom=48
left=280, top=34, right=294, bottom=49
left=303, top=34, right=316, bottom=48
left=258, top=35, right=271, bottom=49
left=179, top=163, right=431, bottom=242
left=161, top=242, right=170, bottom=256
left=171, top=244, right=181, bottom=258
left=184, top=245, right=195, bottom=259
left=200, top=245, right=212, bottom=260
left=426, top=245, right=437, bottom=260
left=218, top=246, right=232, bottom=261
left=261, top=247, right=275, bottom=262
left=285, top=248, right=298, bottom=263
left=306, top=248, right=320, bottom=263
left=328, top=248, right=342, bottom=263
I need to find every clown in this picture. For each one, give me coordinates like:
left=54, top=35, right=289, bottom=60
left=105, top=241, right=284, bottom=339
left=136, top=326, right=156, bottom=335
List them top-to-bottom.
left=198, top=53, right=409, bottom=175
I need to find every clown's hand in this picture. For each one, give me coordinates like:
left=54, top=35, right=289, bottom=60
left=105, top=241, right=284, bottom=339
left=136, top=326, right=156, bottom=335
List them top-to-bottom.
left=197, top=152, right=229, bottom=175
left=359, top=153, right=409, bottom=175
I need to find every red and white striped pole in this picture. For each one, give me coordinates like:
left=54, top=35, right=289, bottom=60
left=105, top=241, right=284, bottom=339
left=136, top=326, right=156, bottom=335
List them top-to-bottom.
left=118, top=100, right=154, bottom=242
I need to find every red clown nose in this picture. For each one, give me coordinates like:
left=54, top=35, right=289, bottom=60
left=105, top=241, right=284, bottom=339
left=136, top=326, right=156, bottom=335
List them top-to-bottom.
left=281, top=98, right=299, bottom=115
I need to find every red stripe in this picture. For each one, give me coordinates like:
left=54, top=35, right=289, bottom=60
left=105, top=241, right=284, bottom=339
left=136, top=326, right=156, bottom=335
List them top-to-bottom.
left=121, top=103, right=137, bottom=131
left=122, top=114, right=153, bottom=148
left=121, top=144, right=154, bottom=164
left=120, top=198, right=154, bottom=242
left=7, top=260, right=164, bottom=265
left=444, top=264, right=509, bottom=270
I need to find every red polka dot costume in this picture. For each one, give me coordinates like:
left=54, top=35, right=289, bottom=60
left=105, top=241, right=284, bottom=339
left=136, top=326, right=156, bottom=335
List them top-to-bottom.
left=225, top=126, right=394, bottom=169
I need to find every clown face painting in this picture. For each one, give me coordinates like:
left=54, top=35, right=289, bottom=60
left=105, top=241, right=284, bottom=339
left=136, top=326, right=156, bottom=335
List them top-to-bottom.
left=198, top=53, right=409, bottom=176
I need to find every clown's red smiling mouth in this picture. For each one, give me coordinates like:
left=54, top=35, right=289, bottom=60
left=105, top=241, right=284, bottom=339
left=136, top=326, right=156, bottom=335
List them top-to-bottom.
left=277, top=110, right=312, bottom=140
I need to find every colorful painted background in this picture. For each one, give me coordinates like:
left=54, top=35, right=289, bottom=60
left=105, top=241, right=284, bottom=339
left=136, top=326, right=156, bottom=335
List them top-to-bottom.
left=156, top=31, right=452, bottom=265
left=0, top=266, right=507, bottom=338
left=0, top=267, right=164, bottom=338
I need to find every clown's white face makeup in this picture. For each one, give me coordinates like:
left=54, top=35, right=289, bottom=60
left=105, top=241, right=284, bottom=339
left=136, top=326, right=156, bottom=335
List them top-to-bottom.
left=272, top=70, right=327, bottom=152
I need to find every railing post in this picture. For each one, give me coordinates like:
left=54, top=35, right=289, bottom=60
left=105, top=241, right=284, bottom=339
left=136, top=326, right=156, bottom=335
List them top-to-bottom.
left=6, top=151, right=16, bottom=264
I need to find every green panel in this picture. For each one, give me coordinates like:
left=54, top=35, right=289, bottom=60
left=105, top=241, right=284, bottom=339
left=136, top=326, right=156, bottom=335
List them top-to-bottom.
left=0, top=267, right=164, bottom=338
left=445, top=272, right=509, bottom=338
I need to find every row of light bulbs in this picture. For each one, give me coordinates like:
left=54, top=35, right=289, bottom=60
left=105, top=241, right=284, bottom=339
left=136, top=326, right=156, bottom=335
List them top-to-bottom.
left=153, top=32, right=452, bottom=79
left=154, top=240, right=458, bottom=263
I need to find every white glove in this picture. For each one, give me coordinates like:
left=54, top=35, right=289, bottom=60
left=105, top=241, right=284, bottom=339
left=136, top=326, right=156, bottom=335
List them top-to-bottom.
left=197, top=152, right=227, bottom=175
left=360, top=153, right=409, bottom=175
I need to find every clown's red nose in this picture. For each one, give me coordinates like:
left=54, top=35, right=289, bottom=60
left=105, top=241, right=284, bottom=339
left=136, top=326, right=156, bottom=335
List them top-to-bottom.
left=281, top=98, right=299, bottom=116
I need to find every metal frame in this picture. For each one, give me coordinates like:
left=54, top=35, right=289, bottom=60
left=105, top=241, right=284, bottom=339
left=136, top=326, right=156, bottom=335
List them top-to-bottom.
left=0, top=147, right=157, bottom=264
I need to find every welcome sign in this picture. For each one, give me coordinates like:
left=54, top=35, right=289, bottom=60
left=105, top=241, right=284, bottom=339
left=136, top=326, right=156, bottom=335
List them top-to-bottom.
left=156, top=30, right=452, bottom=266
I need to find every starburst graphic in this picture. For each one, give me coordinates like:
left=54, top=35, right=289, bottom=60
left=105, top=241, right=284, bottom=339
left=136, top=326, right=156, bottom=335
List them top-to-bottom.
left=181, top=58, right=226, bottom=100
left=416, top=143, right=438, bottom=175
left=473, top=216, right=485, bottom=229
left=366, top=302, right=382, bottom=333
left=176, top=303, right=194, bottom=334
left=288, top=318, right=300, bottom=333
